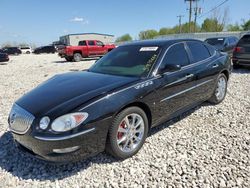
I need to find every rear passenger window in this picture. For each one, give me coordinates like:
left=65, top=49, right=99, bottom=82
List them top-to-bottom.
left=78, top=41, right=87, bottom=46
left=88, top=41, right=95, bottom=46
left=187, top=41, right=210, bottom=63
left=162, top=43, right=189, bottom=67
left=205, top=44, right=216, bottom=56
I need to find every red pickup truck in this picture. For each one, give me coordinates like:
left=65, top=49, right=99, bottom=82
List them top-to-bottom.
left=58, top=40, right=116, bottom=62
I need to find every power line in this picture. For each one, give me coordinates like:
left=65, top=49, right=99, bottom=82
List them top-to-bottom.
left=198, top=0, right=229, bottom=19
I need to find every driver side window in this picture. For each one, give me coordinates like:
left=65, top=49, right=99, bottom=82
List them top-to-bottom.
left=161, top=43, right=189, bottom=68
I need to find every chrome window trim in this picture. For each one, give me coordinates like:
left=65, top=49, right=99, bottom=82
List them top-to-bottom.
left=152, top=41, right=217, bottom=77
left=160, top=79, right=214, bottom=102
left=34, top=128, right=95, bottom=141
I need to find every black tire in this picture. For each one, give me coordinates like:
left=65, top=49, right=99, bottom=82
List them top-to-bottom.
left=26, top=51, right=30, bottom=54
left=73, top=53, right=82, bottom=62
left=65, top=57, right=73, bottom=62
left=233, top=63, right=240, bottom=69
left=208, top=73, right=228, bottom=104
left=106, top=107, right=149, bottom=159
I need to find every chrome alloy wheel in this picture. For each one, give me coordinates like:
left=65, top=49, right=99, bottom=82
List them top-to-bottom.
left=215, top=76, right=227, bottom=101
left=116, top=113, right=145, bottom=153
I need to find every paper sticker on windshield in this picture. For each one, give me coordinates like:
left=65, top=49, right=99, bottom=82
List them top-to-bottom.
left=218, top=38, right=224, bottom=40
left=140, top=47, right=158, bottom=51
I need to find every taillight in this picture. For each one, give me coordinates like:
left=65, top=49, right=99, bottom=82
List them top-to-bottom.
left=233, top=47, right=244, bottom=53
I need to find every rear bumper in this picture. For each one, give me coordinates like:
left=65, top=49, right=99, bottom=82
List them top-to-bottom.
left=232, top=57, right=250, bottom=66
left=12, top=117, right=112, bottom=163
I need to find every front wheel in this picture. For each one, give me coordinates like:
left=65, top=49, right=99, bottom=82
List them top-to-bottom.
left=73, top=53, right=82, bottom=62
left=208, top=74, right=228, bottom=104
left=106, top=107, right=148, bottom=159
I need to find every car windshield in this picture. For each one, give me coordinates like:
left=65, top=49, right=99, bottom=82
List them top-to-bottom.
left=205, top=38, right=225, bottom=46
left=89, top=45, right=162, bottom=77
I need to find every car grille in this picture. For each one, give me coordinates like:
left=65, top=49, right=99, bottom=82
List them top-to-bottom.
left=9, top=104, right=35, bottom=134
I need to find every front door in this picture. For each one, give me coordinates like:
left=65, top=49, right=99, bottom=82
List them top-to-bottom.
left=154, top=43, right=196, bottom=124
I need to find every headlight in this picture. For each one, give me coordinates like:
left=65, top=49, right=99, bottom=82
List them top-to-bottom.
left=51, top=112, right=88, bottom=132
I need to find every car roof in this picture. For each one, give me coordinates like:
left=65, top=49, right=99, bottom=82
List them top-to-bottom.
left=205, top=36, right=237, bottom=40
left=121, top=39, right=202, bottom=48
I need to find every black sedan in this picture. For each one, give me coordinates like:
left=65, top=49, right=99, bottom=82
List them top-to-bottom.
left=232, top=34, right=250, bottom=69
left=205, top=36, right=238, bottom=56
left=8, top=39, right=231, bottom=162
left=33, top=46, right=56, bottom=54
left=1, top=47, right=21, bottom=55
left=0, top=52, right=9, bottom=62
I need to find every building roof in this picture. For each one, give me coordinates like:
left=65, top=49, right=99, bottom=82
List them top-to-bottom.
left=61, top=32, right=114, bottom=37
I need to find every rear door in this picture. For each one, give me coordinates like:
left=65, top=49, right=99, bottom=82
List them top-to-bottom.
left=87, top=40, right=98, bottom=56
left=186, top=41, right=219, bottom=102
left=154, top=42, right=196, bottom=124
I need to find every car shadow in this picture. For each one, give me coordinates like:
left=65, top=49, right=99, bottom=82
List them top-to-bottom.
left=53, top=58, right=99, bottom=64
left=232, top=67, right=250, bottom=74
left=0, top=103, right=208, bottom=181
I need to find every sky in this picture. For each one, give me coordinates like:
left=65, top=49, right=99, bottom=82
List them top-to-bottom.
left=0, top=0, right=249, bottom=46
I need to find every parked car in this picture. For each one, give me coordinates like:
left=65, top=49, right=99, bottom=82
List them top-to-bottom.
left=232, top=34, right=250, bottom=69
left=205, top=36, right=238, bottom=55
left=8, top=39, right=230, bottom=162
left=58, top=40, right=116, bottom=62
left=20, top=46, right=32, bottom=54
left=33, top=46, right=56, bottom=54
left=1, top=47, right=21, bottom=55
left=0, top=53, right=9, bottom=62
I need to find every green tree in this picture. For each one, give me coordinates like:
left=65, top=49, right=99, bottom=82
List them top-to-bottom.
left=201, top=18, right=224, bottom=32
left=242, top=19, right=250, bottom=31
left=227, top=23, right=242, bottom=31
left=158, top=27, right=175, bottom=35
left=139, top=29, right=159, bottom=40
left=115, top=34, right=133, bottom=42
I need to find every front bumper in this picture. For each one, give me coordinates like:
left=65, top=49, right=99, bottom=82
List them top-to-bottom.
left=12, top=117, right=112, bottom=163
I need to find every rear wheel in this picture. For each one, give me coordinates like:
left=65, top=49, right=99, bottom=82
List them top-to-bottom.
left=73, top=53, right=82, bottom=62
left=208, top=74, right=228, bottom=104
left=106, top=107, right=148, bottom=159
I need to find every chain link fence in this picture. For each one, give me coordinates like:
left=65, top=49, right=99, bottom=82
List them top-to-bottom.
left=155, top=31, right=249, bottom=41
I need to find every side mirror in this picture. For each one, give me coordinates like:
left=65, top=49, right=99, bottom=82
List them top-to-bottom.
left=158, top=64, right=181, bottom=74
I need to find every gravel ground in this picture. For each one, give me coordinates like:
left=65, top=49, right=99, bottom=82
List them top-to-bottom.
left=0, top=54, right=249, bottom=188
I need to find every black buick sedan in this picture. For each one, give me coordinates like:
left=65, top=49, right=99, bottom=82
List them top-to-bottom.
left=8, top=39, right=230, bottom=162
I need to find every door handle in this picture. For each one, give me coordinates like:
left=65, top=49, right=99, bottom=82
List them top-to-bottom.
left=212, top=64, right=219, bottom=68
left=185, top=74, right=194, bottom=78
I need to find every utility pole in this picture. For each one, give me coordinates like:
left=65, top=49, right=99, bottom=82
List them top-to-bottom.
left=185, top=0, right=196, bottom=33
left=185, top=0, right=193, bottom=33
left=193, top=0, right=199, bottom=33
left=177, top=15, right=184, bottom=33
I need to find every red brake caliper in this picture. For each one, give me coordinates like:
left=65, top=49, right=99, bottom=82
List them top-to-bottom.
left=117, top=121, right=126, bottom=140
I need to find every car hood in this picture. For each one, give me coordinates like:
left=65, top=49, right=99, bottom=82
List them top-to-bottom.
left=16, top=71, right=138, bottom=117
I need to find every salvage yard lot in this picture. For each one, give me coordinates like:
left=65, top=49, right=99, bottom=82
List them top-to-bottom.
left=0, top=54, right=249, bottom=187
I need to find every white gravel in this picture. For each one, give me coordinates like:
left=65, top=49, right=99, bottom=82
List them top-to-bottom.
left=0, top=54, right=249, bottom=187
